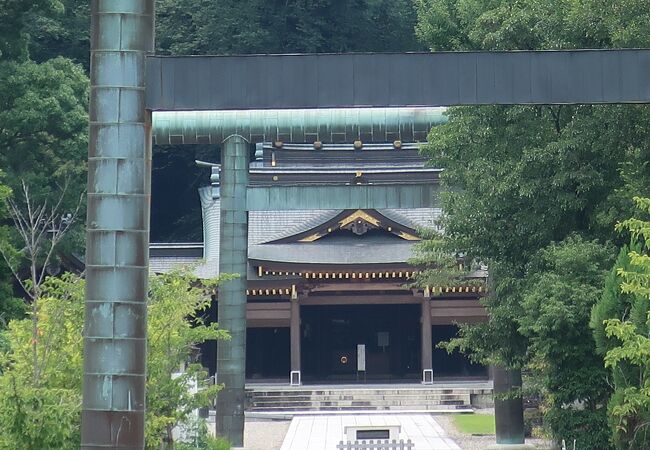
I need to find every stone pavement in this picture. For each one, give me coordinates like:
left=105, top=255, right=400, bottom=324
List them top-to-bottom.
left=280, top=414, right=461, bottom=450
left=244, top=419, right=292, bottom=450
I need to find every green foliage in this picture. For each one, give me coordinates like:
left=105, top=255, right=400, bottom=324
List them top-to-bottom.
left=0, top=0, right=63, bottom=61
left=26, top=0, right=90, bottom=68
left=156, top=0, right=422, bottom=56
left=415, top=0, right=650, bottom=52
left=414, top=3, right=650, bottom=446
left=412, top=6, right=650, bottom=450
left=0, top=57, right=88, bottom=205
left=0, top=57, right=89, bottom=290
left=421, top=103, right=642, bottom=367
left=0, top=176, right=25, bottom=332
left=599, top=198, right=650, bottom=449
left=410, top=227, right=478, bottom=292
left=519, top=237, right=613, bottom=449
left=591, top=243, right=646, bottom=356
left=0, top=270, right=228, bottom=449
left=145, top=270, right=229, bottom=450
left=0, top=274, right=83, bottom=450
left=0, top=382, right=81, bottom=450
left=175, top=420, right=231, bottom=450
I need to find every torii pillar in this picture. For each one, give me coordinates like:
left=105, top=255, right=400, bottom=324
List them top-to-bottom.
left=82, top=1, right=154, bottom=449
left=215, top=135, right=250, bottom=447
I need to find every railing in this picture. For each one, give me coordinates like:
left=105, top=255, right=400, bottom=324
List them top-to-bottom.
left=336, top=440, right=415, bottom=450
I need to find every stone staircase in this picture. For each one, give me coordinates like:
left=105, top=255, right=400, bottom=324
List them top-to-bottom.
left=245, top=383, right=492, bottom=414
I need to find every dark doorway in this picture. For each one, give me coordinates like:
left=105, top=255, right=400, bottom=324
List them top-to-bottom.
left=301, top=304, right=420, bottom=383
left=432, top=325, right=488, bottom=379
left=246, top=327, right=290, bottom=380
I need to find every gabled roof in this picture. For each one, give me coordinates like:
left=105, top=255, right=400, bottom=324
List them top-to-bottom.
left=149, top=191, right=441, bottom=277
left=264, top=209, right=424, bottom=243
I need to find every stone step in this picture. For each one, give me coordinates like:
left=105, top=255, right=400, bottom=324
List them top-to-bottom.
left=244, top=384, right=490, bottom=412
left=248, top=389, right=491, bottom=395
left=248, top=392, right=472, bottom=399
left=249, top=397, right=470, bottom=405
left=250, top=399, right=467, bottom=407
left=247, top=403, right=470, bottom=412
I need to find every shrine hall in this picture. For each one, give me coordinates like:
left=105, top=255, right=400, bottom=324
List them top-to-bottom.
left=149, top=113, right=489, bottom=385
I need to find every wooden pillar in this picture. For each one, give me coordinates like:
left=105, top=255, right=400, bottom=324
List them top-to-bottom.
left=290, top=293, right=301, bottom=385
left=421, top=294, right=433, bottom=383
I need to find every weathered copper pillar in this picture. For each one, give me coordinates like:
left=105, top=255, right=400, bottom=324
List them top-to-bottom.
left=82, top=1, right=154, bottom=449
left=216, top=135, right=249, bottom=447
left=290, top=296, right=301, bottom=384
left=421, top=296, right=433, bottom=383
left=488, top=367, right=535, bottom=449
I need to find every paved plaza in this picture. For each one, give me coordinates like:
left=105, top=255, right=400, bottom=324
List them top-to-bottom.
left=279, top=414, right=461, bottom=450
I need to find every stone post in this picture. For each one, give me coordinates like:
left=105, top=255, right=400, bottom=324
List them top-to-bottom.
left=215, top=135, right=249, bottom=447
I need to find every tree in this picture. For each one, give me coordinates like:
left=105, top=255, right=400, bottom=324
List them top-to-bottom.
left=0, top=0, right=63, bottom=61
left=26, top=0, right=89, bottom=68
left=156, top=0, right=422, bottom=56
left=414, top=0, right=650, bottom=52
left=414, top=2, right=650, bottom=446
left=0, top=56, right=89, bottom=312
left=0, top=57, right=88, bottom=205
left=419, top=104, right=633, bottom=367
left=0, top=174, right=25, bottom=340
left=0, top=181, right=82, bottom=385
left=597, top=198, right=650, bottom=449
left=519, top=237, right=613, bottom=448
left=0, top=270, right=229, bottom=449
left=145, top=270, right=229, bottom=450
left=0, top=273, right=84, bottom=450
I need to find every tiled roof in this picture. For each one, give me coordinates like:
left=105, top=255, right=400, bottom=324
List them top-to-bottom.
left=159, top=187, right=441, bottom=278
left=382, top=208, right=443, bottom=230
left=250, top=209, right=342, bottom=244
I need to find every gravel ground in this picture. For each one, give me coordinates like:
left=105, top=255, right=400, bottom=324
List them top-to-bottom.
left=433, top=412, right=552, bottom=450
left=243, top=419, right=291, bottom=450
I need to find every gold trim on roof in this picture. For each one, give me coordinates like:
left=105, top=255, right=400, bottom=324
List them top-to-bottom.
left=338, top=210, right=381, bottom=228
left=397, top=231, right=420, bottom=241
left=298, top=232, right=324, bottom=242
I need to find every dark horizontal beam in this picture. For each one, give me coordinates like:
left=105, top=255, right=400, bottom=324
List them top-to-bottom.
left=146, top=50, right=650, bottom=110
left=246, top=183, right=440, bottom=210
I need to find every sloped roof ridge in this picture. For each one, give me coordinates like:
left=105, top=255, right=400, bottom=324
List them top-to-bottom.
left=380, top=208, right=442, bottom=230
left=250, top=209, right=342, bottom=244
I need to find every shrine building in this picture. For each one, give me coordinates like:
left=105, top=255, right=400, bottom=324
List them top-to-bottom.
left=150, top=127, right=488, bottom=385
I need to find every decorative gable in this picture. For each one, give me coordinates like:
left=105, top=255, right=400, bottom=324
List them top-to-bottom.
left=268, top=209, right=421, bottom=243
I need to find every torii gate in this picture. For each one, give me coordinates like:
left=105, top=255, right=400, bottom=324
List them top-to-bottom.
left=83, top=1, right=650, bottom=449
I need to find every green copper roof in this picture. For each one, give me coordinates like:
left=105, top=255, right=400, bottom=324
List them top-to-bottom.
left=152, top=107, right=447, bottom=144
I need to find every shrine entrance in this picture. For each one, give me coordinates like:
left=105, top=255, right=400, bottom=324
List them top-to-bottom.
left=301, top=304, right=421, bottom=383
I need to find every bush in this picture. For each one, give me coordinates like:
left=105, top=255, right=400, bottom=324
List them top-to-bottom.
left=175, top=436, right=230, bottom=450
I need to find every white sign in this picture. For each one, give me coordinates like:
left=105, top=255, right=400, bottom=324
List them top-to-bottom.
left=357, top=344, right=366, bottom=372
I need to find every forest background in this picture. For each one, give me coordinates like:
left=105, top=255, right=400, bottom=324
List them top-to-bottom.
left=1, top=1, right=650, bottom=449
